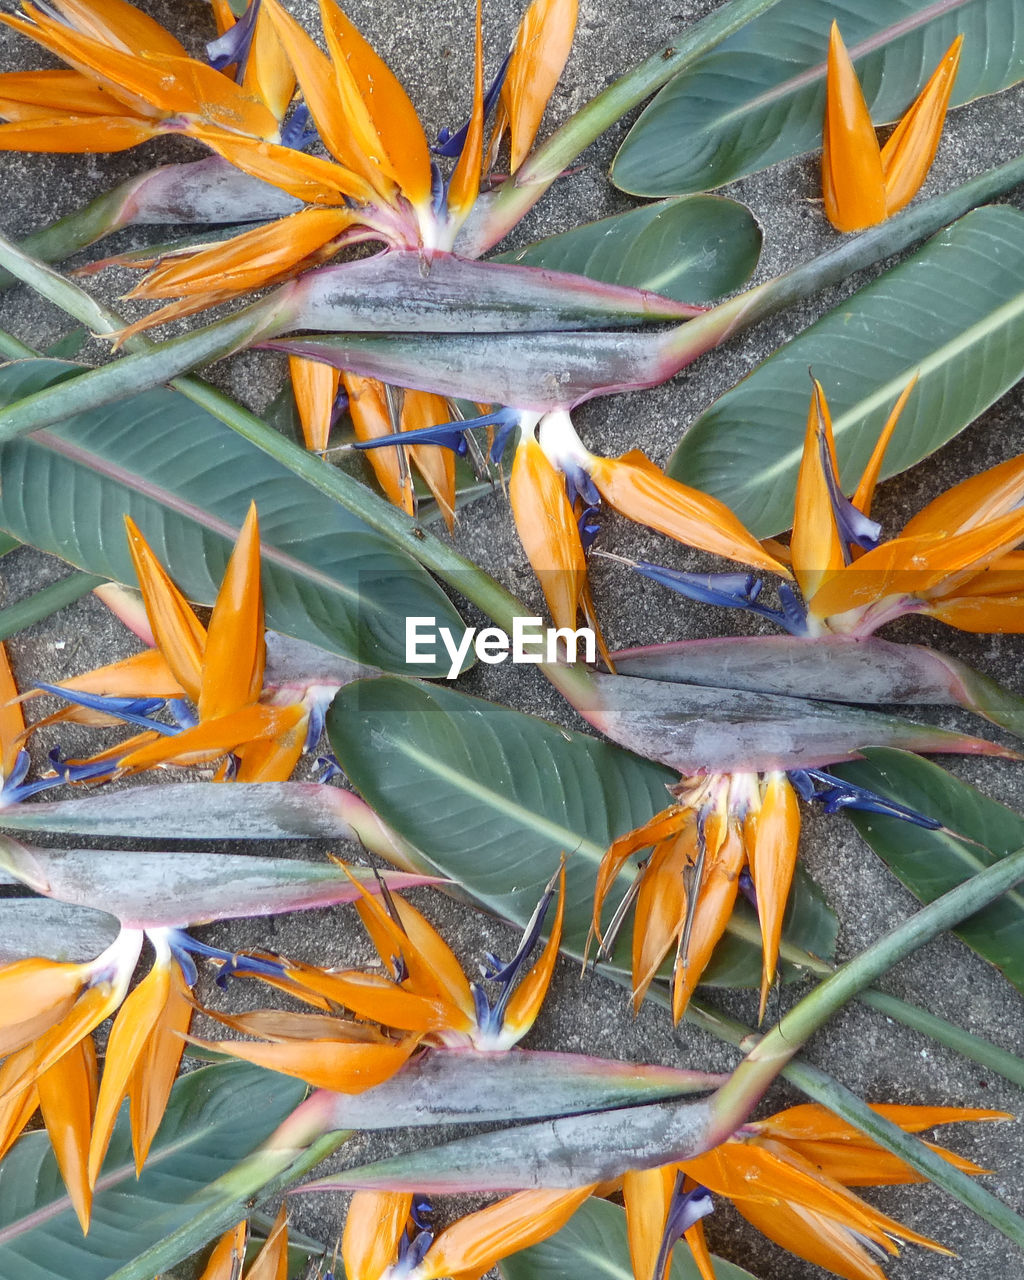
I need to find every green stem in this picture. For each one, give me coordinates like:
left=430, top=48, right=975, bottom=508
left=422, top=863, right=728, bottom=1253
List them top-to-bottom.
left=458, top=0, right=787, bottom=255
left=658, top=153, right=1024, bottom=368
left=0, top=328, right=37, bottom=360
left=0, top=573, right=105, bottom=640
left=708, top=842, right=1024, bottom=1142
left=700, top=914, right=1024, bottom=1090
left=664, top=990, right=1024, bottom=1250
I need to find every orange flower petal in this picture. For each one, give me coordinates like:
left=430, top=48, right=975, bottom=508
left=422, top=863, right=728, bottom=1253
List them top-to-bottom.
left=48, top=0, right=188, bottom=59
left=447, top=0, right=485, bottom=223
left=499, top=0, right=578, bottom=172
left=822, top=22, right=886, bottom=232
left=881, top=36, right=962, bottom=216
left=291, top=356, right=343, bottom=455
left=344, top=373, right=416, bottom=514
left=850, top=375, right=917, bottom=519
left=790, top=378, right=847, bottom=601
left=403, top=390, right=457, bottom=533
left=509, top=433, right=587, bottom=632
left=588, top=450, right=788, bottom=577
left=903, top=453, right=1024, bottom=540
left=198, top=504, right=264, bottom=722
left=124, top=516, right=205, bottom=701
left=0, top=642, right=25, bottom=778
left=747, top=772, right=800, bottom=1021
left=672, top=821, right=745, bottom=1022
left=502, top=863, right=565, bottom=1041
left=129, top=961, right=191, bottom=1174
left=189, top=1033, right=418, bottom=1093
left=36, top=1035, right=98, bottom=1231
left=622, top=1165, right=677, bottom=1280
left=421, top=1188, right=593, bottom=1280
left=343, top=1192, right=411, bottom=1280
left=247, top=1202, right=290, bottom=1280
left=199, top=1221, right=249, bottom=1280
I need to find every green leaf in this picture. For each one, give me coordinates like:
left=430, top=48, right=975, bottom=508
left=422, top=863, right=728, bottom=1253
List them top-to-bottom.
left=612, top=0, right=1024, bottom=196
left=493, top=197, right=761, bottom=303
left=670, top=206, right=1024, bottom=536
left=43, top=328, right=88, bottom=361
left=0, top=359, right=466, bottom=673
left=327, top=678, right=836, bottom=988
left=834, top=748, right=1024, bottom=993
left=0, top=1061, right=305, bottom=1280
left=499, top=1196, right=758, bottom=1280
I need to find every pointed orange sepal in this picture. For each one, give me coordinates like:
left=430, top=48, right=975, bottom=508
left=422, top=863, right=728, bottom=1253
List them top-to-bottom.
left=46, top=0, right=188, bottom=59
left=318, top=0, right=433, bottom=209
left=447, top=0, right=485, bottom=224
left=498, top=0, right=578, bottom=172
left=244, top=4, right=296, bottom=124
left=822, top=22, right=886, bottom=233
left=880, top=36, right=962, bottom=216
left=290, top=356, right=342, bottom=455
left=344, top=373, right=416, bottom=514
left=850, top=375, right=917, bottom=518
left=790, top=378, right=847, bottom=602
left=403, top=391, right=458, bottom=533
left=509, top=434, right=588, bottom=632
left=588, top=450, right=789, bottom=578
left=903, top=453, right=1024, bottom=540
left=198, top=504, right=264, bottom=722
left=123, top=516, right=205, bottom=702
left=0, top=641, right=25, bottom=778
left=55, top=647, right=185, bottom=702
left=748, top=772, right=800, bottom=1021
left=592, top=807, right=688, bottom=949
left=672, top=820, right=745, bottom=1022
left=631, top=833, right=692, bottom=1011
left=501, top=863, right=565, bottom=1042
left=0, top=958, right=86, bottom=1059
left=128, top=960, right=191, bottom=1174
left=187, top=1031, right=418, bottom=1093
left=36, top=1035, right=98, bottom=1232
left=622, top=1164, right=677, bottom=1280
left=420, top=1187, right=593, bottom=1280
left=342, top=1191, right=412, bottom=1280
left=247, top=1202, right=290, bottom=1280
left=198, top=1220, right=249, bottom=1280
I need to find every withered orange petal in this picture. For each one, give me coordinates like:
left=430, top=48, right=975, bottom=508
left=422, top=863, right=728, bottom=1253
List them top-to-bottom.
left=821, top=21, right=886, bottom=233
left=881, top=36, right=962, bottom=216
left=343, top=373, right=415, bottom=515
left=509, top=434, right=587, bottom=632
left=198, top=504, right=264, bottom=721
left=672, top=822, right=745, bottom=1022
left=631, top=837, right=690, bottom=1010
left=342, top=1191, right=411, bottom=1280
left=246, top=1201, right=290, bottom=1280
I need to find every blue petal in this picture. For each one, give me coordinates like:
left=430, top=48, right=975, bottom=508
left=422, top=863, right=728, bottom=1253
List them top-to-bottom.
left=206, top=0, right=261, bottom=77
left=432, top=50, right=511, bottom=157
left=280, top=103, right=319, bottom=152
left=352, top=407, right=522, bottom=460
left=817, top=427, right=882, bottom=556
left=560, top=459, right=600, bottom=511
left=578, top=505, right=601, bottom=554
left=37, top=684, right=179, bottom=735
left=47, top=748, right=117, bottom=785
left=0, top=750, right=69, bottom=805
left=315, top=755, right=343, bottom=783
left=789, top=768, right=942, bottom=830
left=167, top=929, right=288, bottom=988
left=653, top=1178, right=714, bottom=1280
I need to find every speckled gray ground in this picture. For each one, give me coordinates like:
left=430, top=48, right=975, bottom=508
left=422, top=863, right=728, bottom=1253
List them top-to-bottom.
left=1, top=2, right=1024, bottom=1279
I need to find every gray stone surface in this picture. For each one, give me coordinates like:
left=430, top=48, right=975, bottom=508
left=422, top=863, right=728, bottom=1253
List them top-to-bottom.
left=1, top=2, right=1023, bottom=1279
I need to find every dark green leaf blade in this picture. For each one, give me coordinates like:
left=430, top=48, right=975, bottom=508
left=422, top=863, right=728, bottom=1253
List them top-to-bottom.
left=612, top=0, right=1024, bottom=196
left=493, top=197, right=761, bottom=302
left=670, top=206, right=1024, bottom=536
left=0, top=359, right=464, bottom=672
left=327, top=678, right=836, bottom=987
left=834, top=748, right=1024, bottom=992
left=0, top=1062, right=305, bottom=1280
left=499, top=1196, right=758, bottom=1280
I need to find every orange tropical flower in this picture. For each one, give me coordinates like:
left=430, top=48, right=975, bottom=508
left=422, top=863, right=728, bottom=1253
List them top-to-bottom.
left=0, top=0, right=286, bottom=155
left=822, top=23, right=962, bottom=232
left=784, top=377, right=1024, bottom=636
left=41, top=504, right=316, bottom=785
left=592, top=771, right=799, bottom=1023
left=191, top=865, right=565, bottom=1091
left=623, top=1102, right=1008, bottom=1280
left=341, top=1186, right=592, bottom=1280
